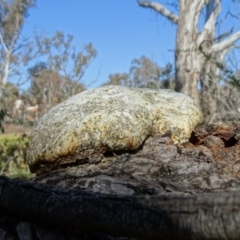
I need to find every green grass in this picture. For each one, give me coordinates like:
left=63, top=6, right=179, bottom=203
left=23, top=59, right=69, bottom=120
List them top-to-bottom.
left=0, top=134, right=35, bottom=179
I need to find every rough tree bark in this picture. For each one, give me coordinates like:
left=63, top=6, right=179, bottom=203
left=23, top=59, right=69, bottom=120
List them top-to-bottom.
left=137, top=0, right=240, bottom=105
left=199, top=0, right=218, bottom=122
left=1, top=122, right=240, bottom=239
left=2, top=176, right=240, bottom=240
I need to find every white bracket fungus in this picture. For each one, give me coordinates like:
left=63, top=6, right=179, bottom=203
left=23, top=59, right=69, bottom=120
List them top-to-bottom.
left=27, top=85, right=203, bottom=174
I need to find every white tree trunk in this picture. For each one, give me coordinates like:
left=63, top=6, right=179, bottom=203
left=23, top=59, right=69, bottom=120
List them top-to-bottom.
left=138, top=0, right=240, bottom=106
left=200, top=0, right=218, bottom=120
left=174, top=1, right=205, bottom=103
left=0, top=33, right=11, bottom=99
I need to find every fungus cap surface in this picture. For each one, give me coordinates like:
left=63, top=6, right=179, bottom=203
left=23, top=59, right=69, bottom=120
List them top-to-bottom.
left=27, top=85, right=203, bottom=174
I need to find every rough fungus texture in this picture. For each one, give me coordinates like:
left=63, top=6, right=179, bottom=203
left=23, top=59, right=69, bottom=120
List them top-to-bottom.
left=27, top=85, right=202, bottom=174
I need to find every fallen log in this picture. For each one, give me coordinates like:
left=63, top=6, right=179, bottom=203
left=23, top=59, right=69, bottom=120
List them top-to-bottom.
left=1, top=175, right=240, bottom=240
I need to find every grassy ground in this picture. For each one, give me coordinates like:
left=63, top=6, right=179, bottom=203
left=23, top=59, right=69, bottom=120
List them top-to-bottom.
left=0, top=124, right=34, bottom=179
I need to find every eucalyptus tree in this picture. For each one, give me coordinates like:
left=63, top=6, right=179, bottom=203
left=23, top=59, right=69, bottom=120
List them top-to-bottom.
left=0, top=0, right=36, bottom=99
left=138, top=0, right=240, bottom=106
left=35, top=31, right=97, bottom=98
left=104, top=56, right=174, bottom=89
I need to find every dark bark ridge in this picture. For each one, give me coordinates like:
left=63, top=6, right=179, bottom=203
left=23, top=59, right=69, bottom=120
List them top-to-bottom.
left=1, top=122, right=240, bottom=239
left=2, top=176, right=240, bottom=239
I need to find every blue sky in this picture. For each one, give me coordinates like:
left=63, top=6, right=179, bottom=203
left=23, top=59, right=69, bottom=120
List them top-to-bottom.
left=22, top=0, right=177, bottom=88
left=21, top=1, right=239, bottom=89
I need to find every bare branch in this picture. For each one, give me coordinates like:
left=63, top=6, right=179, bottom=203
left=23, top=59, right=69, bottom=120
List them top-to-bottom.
left=137, top=0, right=179, bottom=24
left=198, top=0, right=221, bottom=45
left=228, top=8, right=240, bottom=21
left=218, top=10, right=240, bottom=24
left=214, top=28, right=234, bottom=43
left=211, top=30, right=240, bottom=53
left=0, top=32, right=9, bottom=53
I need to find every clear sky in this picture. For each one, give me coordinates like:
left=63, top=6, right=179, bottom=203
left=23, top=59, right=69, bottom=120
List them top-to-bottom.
left=21, top=0, right=239, bottom=89
left=21, top=0, right=177, bottom=88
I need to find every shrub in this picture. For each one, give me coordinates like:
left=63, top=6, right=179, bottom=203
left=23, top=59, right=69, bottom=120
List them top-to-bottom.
left=0, top=134, right=34, bottom=179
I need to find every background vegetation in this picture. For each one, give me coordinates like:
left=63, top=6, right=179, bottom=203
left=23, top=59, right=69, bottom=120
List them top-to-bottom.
left=0, top=133, right=33, bottom=179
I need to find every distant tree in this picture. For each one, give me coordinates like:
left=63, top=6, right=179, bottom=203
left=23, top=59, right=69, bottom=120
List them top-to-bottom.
left=0, top=0, right=36, bottom=99
left=137, top=0, right=240, bottom=106
left=35, top=31, right=97, bottom=97
left=197, top=47, right=240, bottom=122
left=216, top=51, right=240, bottom=121
left=104, top=56, right=174, bottom=89
left=129, top=56, right=174, bottom=89
left=28, top=62, right=85, bottom=112
left=102, top=73, right=130, bottom=86
left=2, top=82, right=19, bottom=120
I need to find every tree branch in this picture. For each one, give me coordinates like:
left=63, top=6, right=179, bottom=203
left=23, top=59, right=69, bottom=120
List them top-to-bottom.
left=137, top=0, right=179, bottom=24
left=197, top=0, right=221, bottom=46
left=214, top=27, right=234, bottom=43
left=211, top=30, right=240, bottom=53
left=0, top=32, right=9, bottom=53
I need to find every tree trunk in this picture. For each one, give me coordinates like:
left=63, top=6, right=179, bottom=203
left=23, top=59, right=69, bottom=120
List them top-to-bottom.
left=199, top=1, right=217, bottom=122
left=174, top=2, right=204, bottom=102
left=175, top=42, right=201, bottom=103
